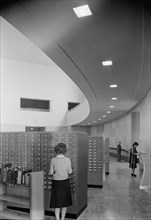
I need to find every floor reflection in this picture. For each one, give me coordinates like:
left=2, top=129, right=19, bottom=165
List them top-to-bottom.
left=78, top=156, right=151, bottom=220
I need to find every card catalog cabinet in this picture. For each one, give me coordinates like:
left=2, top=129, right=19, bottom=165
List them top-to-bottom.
left=0, top=131, right=88, bottom=219
left=88, top=136, right=104, bottom=187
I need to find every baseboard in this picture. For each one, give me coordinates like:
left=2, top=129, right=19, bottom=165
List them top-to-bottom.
left=88, top=184, right=103, bottom=188
left=8, top=204, right=87, bottom=219
left=7, top=206, right=30, bottom=213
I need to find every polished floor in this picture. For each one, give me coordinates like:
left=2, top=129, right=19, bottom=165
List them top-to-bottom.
left=77, top=156, right=151, bottom=220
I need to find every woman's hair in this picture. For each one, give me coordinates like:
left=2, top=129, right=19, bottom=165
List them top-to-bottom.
left=54, top=142, right=67, bottom=155
left=132, top=142, right=139, bottom=147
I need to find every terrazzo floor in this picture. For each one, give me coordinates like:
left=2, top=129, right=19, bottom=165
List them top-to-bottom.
left=76, top=156, right=151, bottom=220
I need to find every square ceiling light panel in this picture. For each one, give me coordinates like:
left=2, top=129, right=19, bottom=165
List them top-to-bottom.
left=73, top=5, right=92, bottom=18
left=102, top=60, right=113, bottom=66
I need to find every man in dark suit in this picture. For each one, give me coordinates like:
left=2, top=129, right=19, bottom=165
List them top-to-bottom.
left=117, top=141, right=122, bottom=162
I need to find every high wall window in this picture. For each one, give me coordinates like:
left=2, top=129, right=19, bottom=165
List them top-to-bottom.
left=20, top=98, right=50, bottom=112
left=68, top=102, right=79, bottom=111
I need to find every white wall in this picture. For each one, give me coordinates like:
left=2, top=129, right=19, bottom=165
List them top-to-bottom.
left=0, top=58, right=86, bottom=131
left=89, top=90, right=151, bottom=154
left=135, top=90, right=151, bottom=153
left=66, top=99, right=90, bottom=126
left=104, top=114, right=132, bottom=150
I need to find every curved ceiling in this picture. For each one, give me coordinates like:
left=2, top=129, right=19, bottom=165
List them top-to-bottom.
left=0, top=0, right=151, bottom=126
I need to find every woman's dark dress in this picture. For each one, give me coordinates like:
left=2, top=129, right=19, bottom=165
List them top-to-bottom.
left=129, top=147, right=138, bottom=169
left=50, top=178, right=72, bottom=208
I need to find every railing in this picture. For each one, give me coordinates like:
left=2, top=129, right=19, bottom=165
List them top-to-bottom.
left=109, top=147, right=129, bottom=162
left=138, top=153, right=151, bottom=192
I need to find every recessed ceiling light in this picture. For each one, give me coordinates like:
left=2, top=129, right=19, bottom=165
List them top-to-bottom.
left=73, top=5, right=92, bottom=18
left=102, top=60, right=113, bottom=66
left=110, top=84, right=117, bottom=88
left=111, top=97, right=117, bottom=100
left=110, top=106, right=115, bottom=108
left=107, top=111, right=111, bottom=113
left=102, top=115, right=106, bottom=117
left=98, top=118, right=101, bottom=120
left=93, top=121, right=96, bottom=123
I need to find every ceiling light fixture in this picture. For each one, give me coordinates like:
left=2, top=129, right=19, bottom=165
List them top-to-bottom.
left=73, top=5, right=92, bottom=18
left=102, top=60, right=113, bottom=66
left=110, top=84, right=117, bottom=88
left=111, top=97, right=117, bottom=100
left=110, top=106, right=115, bottom=108
left=107, top=111, right=111, bottom=113
left=102, top=115, right=106, bottom=117
left=98, top=118, right=101, bottom=120
left=93, top=121, right=96, bottom=123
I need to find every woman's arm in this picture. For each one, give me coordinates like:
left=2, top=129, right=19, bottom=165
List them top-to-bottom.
left=49, top=159, right=54, bottom=175
left=67, top=159, right=72, bottom=174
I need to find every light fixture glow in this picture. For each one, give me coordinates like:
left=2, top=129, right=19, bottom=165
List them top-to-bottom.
left=73, top=5, right=92, bottom=18
left=102, top=60, right=113, bottom=66
left=110, top=84, right=117, bottom=88
left=111, top=97, right=117, bottom=100
left=110, top=106, right=115, bottom=108
left=107, top=111, right=111, bottom=113
left=102, top=115, right=106, bottom=117
left=98, top=118, right=101, bottom=120
left=93, top=121, right=96, bottom=123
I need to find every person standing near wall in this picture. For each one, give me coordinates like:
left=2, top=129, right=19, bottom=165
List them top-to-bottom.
left=117, top=141, right=122, bottom=162
left=129, top=142, right=139, bottom=177
left=49, top=143, right=72, bottom=220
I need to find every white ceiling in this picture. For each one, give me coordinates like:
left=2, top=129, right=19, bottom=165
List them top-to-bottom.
left=0, top=0, right=151, bottom=126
